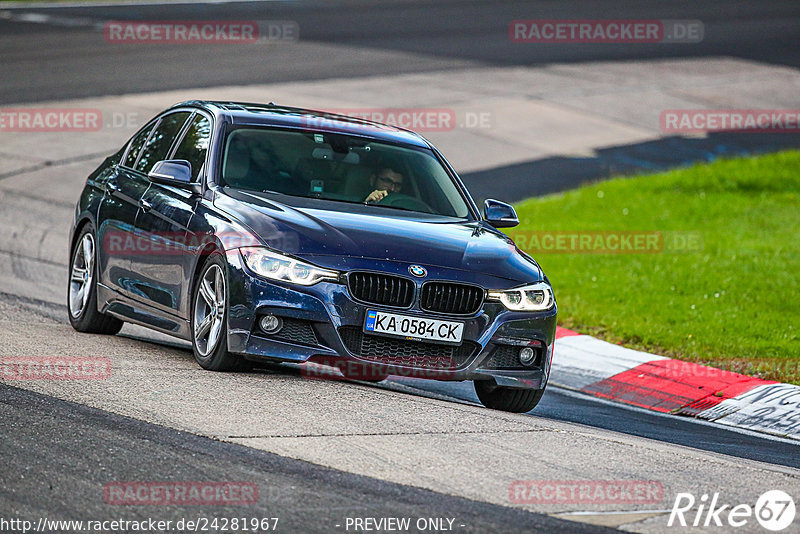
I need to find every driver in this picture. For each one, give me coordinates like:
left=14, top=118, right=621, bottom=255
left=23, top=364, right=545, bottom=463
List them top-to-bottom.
left=364, top=166, right=404, bottom=203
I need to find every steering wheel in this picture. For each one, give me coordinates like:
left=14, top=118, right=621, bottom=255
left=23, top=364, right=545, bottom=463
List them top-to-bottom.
left=377, top=193, right=434, bottom=213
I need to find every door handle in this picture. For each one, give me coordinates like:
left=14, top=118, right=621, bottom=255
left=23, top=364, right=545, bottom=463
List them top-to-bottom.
left=140, top=199, right=153, bottom=212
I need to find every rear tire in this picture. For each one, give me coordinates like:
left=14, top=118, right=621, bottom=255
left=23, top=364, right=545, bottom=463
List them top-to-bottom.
left=67, top=223, right=124, bottom=335
left=191, top=253, right=251, bottom=372
left=474, top=380, right=544, bottom=413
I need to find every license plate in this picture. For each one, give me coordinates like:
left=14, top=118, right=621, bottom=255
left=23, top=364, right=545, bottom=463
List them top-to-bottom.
left=364, top=310, right=464, bottom=345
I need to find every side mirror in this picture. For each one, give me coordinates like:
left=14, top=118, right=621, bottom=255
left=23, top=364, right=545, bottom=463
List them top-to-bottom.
left=148, top=160, right=201, bottom=194
left=484, top=199, right=519, bottom=228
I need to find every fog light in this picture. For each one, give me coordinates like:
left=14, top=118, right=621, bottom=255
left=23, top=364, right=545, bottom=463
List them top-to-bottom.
left=259, top=314, right=283, bottom=334
left=519, top=347, right=536, bottom=366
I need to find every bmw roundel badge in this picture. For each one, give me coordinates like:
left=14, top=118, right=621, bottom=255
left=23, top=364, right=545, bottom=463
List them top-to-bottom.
left=409, top=265, right=427, bottom=277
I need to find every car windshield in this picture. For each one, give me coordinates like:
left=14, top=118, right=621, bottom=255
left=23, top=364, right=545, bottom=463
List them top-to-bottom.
left=220, top=127, right=471, bottom=218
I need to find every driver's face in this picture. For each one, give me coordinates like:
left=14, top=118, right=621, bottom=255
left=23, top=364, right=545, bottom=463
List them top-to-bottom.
left=374, top=169, right=404, bottom=192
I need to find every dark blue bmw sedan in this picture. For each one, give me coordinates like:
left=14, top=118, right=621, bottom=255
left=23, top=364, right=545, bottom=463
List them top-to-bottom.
left=68, top=101, right=557, bottom=412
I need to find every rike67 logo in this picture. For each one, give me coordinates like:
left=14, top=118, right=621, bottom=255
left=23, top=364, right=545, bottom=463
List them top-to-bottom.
left=668, top=490, right=796, bottom=531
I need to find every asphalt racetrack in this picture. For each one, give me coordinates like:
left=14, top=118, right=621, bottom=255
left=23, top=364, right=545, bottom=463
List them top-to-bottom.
left=1, top=1, right=799, bottom=532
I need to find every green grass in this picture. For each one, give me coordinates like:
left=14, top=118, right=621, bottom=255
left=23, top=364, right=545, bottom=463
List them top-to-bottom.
left=509, top=150, right=800, bottom=384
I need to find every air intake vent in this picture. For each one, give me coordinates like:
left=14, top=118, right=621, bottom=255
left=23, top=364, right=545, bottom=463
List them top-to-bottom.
left=271, top=317, right=318, bottom=346
left=339, top=327, right=479, bottom=369
left=481, top=344, right=543, bottom=370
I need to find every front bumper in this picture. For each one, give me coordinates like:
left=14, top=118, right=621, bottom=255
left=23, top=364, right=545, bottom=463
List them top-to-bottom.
left=225, top=253, right=557, bottom=390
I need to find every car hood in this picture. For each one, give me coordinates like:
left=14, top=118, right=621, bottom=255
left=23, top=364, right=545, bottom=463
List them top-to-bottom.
left=214, top=189, right=542, bottom=283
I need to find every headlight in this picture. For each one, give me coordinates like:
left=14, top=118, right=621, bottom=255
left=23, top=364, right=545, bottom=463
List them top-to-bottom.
left=239, top=247, right=339, bottom=286
left=487, top=282, right=554, bottom=311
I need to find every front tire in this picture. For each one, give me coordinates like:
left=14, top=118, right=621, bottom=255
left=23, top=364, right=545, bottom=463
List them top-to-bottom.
left=67, top=224, right=124, bottom=335
left=191, top=253, right=250, bottom=371
left=474, top=380, right=544, bottom=413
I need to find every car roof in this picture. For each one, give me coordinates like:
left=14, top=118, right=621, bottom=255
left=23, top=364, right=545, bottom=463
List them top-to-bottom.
left=172, top=100, right=432, bottom=149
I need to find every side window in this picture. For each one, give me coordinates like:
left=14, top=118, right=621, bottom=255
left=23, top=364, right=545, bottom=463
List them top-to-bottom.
left=135, top=111, right=191, bottom=175
left=172, top=114, right=211, bottom=182
left=123, top=122, right=156, bottom=168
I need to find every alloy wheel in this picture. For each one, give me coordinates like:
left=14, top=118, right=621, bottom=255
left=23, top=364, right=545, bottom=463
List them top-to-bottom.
left=69, top=233, right=95, bottom=318
left=194, top=264, right=226, bottom=357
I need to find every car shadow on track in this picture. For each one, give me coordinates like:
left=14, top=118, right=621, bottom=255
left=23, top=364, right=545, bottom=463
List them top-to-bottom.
left=115, top=329, right=800, bottom=469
